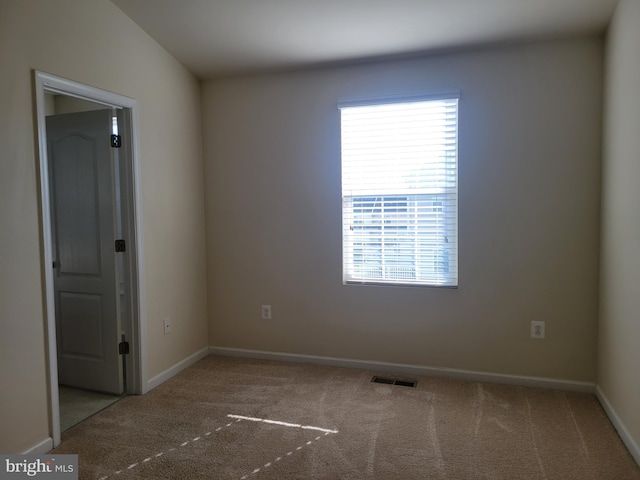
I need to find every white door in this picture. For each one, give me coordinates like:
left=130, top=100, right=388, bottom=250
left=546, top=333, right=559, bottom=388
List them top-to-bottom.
left=47, top=109, right=123, bottom=395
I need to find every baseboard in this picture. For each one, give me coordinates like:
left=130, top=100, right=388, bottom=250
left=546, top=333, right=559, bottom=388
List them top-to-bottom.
left=145, top=346, right=210, bottom=393
left=208, top=346, right=595, bottom=393
left=596, top=386, right=640, bottom=466
left=22, top=437, right=53, bottom=455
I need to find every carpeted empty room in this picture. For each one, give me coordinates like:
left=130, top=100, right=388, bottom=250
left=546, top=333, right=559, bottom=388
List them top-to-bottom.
left=6, top=1, right=640, bottom=478
left=52, top=356, right=640, bottom=479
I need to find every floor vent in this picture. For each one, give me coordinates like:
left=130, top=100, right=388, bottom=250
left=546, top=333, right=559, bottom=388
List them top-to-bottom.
left=371, top=376, right=417, bottom=388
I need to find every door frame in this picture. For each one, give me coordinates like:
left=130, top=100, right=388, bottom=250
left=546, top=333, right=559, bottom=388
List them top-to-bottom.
left=34, top=71, right=147, bottom=447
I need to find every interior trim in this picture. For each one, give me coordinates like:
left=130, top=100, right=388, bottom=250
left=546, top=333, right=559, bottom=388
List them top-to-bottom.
left=34, top=70, right=145, bottom=448
left=208, top=346, right=596, bottom=393
left=145, top=347, right=210, bottom=393
left=596, top=386, right=640, bottom=466
left=22, top=437, right=53, bottom=455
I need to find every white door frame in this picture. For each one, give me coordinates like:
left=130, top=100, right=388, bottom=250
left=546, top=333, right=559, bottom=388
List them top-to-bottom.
left=34, top=71, right=147, bottom=447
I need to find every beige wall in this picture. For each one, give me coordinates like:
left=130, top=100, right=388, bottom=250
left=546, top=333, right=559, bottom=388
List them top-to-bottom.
left=0, top=0, right=208, bottom=453
left=599, top=0, right=640, bottom=456
left=203, top=38, right=603, bottom=382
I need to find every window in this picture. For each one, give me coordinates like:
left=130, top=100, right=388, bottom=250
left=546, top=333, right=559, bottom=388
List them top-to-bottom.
left=340, top=93, right=459, bottom=287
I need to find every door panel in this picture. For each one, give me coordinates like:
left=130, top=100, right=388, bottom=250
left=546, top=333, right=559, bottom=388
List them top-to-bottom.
left=47, top=109, right=122, bottom=395
left=52, top=133, right=101, bottom=276
left=58, top=293, right=104, bottom=359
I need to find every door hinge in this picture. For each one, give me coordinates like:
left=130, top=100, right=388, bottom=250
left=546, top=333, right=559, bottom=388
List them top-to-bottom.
left=111, top=134, right=122, bottom=148
left=115, top=239, right=126, bottom=252
left=119, top=341, right=130, bottom=355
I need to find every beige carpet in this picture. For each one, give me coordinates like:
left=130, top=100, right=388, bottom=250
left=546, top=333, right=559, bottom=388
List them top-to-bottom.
left=52, top=355, right=640, bottom=479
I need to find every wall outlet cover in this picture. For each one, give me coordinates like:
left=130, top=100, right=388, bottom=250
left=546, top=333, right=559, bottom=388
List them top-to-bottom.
left=531, top=320, right=545, bottom=339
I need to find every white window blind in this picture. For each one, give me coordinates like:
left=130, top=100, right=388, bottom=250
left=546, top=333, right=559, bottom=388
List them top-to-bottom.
left=340, top=94, right=459, bottom=287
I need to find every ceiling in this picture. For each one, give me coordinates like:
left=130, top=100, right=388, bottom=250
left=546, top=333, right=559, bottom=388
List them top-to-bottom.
left=111, top=0, right=618, bottom=79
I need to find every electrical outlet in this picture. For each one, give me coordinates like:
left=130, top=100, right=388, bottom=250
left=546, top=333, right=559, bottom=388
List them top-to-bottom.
left=261, top=305, right=271, bottom=320
left=164, top=317, right=171, bottom=335
left=531, top=321, right=545, bottom=339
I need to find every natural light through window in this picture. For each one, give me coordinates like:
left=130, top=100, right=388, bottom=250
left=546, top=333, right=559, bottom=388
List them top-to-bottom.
left=339, top=93, right=459, bottom=287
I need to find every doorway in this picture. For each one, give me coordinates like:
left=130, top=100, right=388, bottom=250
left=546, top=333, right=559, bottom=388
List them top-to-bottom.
left=34, top=71, right=144, bottom=447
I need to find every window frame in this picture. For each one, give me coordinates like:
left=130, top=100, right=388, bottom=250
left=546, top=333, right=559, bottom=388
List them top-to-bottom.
left=339, top=91, right=460, bottom=288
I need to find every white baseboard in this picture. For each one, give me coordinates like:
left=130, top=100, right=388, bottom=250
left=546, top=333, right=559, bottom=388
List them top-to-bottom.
left=145, top=346, right=209, bottom=393
left=208, top=346, right=595, bottom=393
left=596, top=386, right=640, bottom=466
left=22, top=437, right=53, bottom=455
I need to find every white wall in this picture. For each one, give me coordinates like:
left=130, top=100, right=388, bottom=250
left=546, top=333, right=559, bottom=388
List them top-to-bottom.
left=0, top=0, right=207, bottom=453
left=598, top=0, right=640, bottom=460
left=203, top=37, right=603, bottom=382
